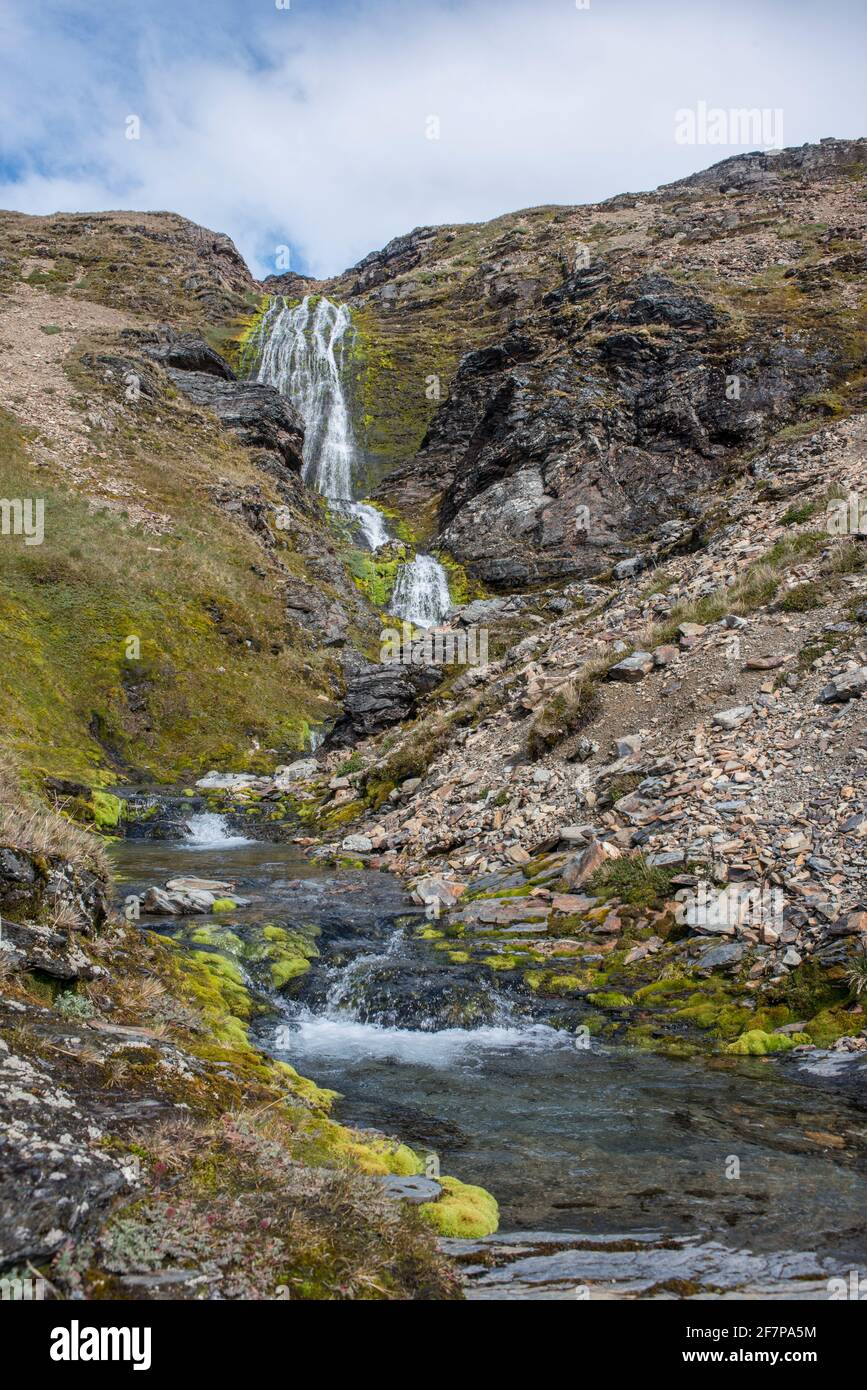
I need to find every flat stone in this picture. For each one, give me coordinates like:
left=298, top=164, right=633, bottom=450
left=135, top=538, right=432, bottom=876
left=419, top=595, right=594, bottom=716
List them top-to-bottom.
left=607, top=651, right=654, bottom=683
left=712, top=705, right=753, bottom=731
left=341, top=834, right=373, bottom=853
left=551, top=893, right=595, bottom=914
left=378, top=1175, right=442, bottom=1204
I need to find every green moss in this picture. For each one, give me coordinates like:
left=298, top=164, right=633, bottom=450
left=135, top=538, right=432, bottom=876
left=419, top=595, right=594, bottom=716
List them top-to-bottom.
left=211, top=897, right=238, bottom=913
left=482, top=953, right=519, bottom=971
left=587, top=991, right=632, bottom=1008
left=725, top=1029, right=809, bottom=1055
left=419, top=1176, right=499, bottom=1239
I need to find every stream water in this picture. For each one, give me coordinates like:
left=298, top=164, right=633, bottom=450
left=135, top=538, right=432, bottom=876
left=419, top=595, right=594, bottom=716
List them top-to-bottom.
left=112, top=821, right=867, bottom=1299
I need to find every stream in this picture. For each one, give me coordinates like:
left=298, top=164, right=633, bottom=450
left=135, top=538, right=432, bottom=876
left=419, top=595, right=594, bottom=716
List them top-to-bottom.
left=112, top=817, right=867, bottom=1300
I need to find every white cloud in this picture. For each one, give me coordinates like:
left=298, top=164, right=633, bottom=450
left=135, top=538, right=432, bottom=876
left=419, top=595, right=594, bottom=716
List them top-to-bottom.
left=0, top=0, right=863, bottom=278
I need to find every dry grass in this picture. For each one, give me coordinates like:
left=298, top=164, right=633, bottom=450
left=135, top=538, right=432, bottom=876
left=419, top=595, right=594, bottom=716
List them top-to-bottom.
left=0, top=750, right=109, bottom=876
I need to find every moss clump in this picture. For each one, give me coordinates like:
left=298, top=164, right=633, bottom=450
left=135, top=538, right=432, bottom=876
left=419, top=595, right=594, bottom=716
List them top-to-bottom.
left=778, top=582, right=824, bottom=612
left=91, top=790, right=124, bottom=832
left=211, top=897, right=238, bottom=913
left=587, top=990, right=632, bottom=1008
left=725, top=1029, right=809, bottom=1055
left=419, top=1176, right=499, bottom=1239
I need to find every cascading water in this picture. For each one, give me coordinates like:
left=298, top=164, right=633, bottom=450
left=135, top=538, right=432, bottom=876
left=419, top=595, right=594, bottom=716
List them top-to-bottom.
left=253, top=293, right=451, bottom=624
left=390, top=553, right=453, bottom=628
left=183, top=812, right=254, bottom=848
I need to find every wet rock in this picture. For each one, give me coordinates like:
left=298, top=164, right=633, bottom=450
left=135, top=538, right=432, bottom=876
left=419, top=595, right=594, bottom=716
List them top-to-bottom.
left=329, top=652, right=443, bottom=743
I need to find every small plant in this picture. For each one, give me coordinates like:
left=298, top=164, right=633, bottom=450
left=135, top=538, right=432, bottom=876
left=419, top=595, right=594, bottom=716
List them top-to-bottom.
left=780, top=502, right=818, bottom=526
left=778, top=582, right=824, bottom=613
left=527, top=679, right=601, bottom=759
left=845, top=952, right=867, bottom=997
left=55, top=991, right=96, bottom=1020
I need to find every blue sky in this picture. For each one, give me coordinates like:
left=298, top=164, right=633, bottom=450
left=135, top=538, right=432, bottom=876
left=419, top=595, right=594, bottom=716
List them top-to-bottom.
left=0, top=0, right=864, bottom=278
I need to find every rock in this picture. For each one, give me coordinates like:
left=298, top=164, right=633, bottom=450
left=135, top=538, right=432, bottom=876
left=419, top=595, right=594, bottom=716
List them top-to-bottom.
left=163, top=368, right=305, bottom=474
left=613, top=556, right=645, bottom=579
left=678, top=622, right=706, bottom=641
left=653, top=644, right=679, bottom=666
left=329, top=652, right=443, bottom=742
left=607, top=652, right=654, bottom=683
left=744, top=655, right=786, bottom=671
left=817, top=667, right=867, bottom=703
left=712, top=705, right=753, bottom=731
left=615, top=734, right=642, bottom=758
left=273, top=758, right=319, bottom=787
left=195, top=771, right=264, bottom=792
left=556, top=824, right=596, bottom=846
left=342, top=834, right=373, bottom=854
left=562, top=838, right=621, bottom=888
left=414, top=876, right=465, bottom=910
left=165, top=877, right=234, bottom=893
left=551, top=893, right=595, bottom=914
left=828, top=911, right=867, bottom=937
left=698, top=941, right=746, bottom=969
left=781, top=947, right=802, bottom=968
left=377, top=1175, right=443, bottom=1204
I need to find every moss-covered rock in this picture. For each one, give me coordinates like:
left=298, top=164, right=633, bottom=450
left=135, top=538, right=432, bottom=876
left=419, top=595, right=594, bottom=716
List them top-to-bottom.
left=419, top=1176, right=499, bottom=1239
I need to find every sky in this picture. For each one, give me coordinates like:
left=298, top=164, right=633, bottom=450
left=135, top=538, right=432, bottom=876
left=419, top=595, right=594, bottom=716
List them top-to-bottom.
left=0, top=0, right=864, bottom=279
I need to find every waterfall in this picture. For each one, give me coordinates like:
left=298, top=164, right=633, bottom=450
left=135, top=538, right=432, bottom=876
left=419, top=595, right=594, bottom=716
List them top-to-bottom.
left=254, top=293, right=451, bottom=622
left=390, top=553, right=452, bottom=628
left=183, top=813, right=254, bottom=848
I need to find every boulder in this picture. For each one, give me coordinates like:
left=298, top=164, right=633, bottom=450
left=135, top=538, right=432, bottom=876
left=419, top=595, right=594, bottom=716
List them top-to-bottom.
left=607, top=652, right=654, bottom=683
left=562, top=838, right=622, bottom=888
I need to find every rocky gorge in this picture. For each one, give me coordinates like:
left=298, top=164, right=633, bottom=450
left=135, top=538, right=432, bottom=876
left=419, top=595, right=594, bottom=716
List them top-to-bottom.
left=1, top=137, right=866, bottom=1301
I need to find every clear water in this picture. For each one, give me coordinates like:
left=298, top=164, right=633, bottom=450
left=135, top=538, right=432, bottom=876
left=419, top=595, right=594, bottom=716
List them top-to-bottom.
left=112, top=830, right=867, bottom=1292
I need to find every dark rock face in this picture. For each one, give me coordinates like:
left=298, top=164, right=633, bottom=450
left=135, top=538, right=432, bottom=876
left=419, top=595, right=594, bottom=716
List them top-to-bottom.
left=351, top=139, right=865, bottom=592
left=347, top=226, right=438, bottom=296
left=386, top=267, right=834, bottom=590
left=140, top=330, right=306, bottom=474
left=142, top=330, right=235, bottom=379
left=166, top=371, right=305, bottom=473
left=329, top=653, right=443, bottom=743
left=0, top=847, right=108, bottom=930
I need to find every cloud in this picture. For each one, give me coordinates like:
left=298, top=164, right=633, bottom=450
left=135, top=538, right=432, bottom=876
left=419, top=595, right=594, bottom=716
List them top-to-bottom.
left=0, top=0, right=864, bottom=278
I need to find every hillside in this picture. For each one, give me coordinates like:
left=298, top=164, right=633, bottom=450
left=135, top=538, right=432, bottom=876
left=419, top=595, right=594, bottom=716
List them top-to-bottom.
left=1, top=139, right=866, bottom=1302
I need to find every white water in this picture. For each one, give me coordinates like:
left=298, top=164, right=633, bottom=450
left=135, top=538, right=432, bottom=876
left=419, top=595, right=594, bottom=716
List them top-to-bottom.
left=254, top=293, right=451, bottom=619
left=256, top=295, right=356, bottom=498
left=345, top=500, right=389, bottom=551
left=390, top=553, right=452, bottom=628
left=183, top=813, right=254, bottom=848
left=280, top=1014, right=563, bottom=1067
